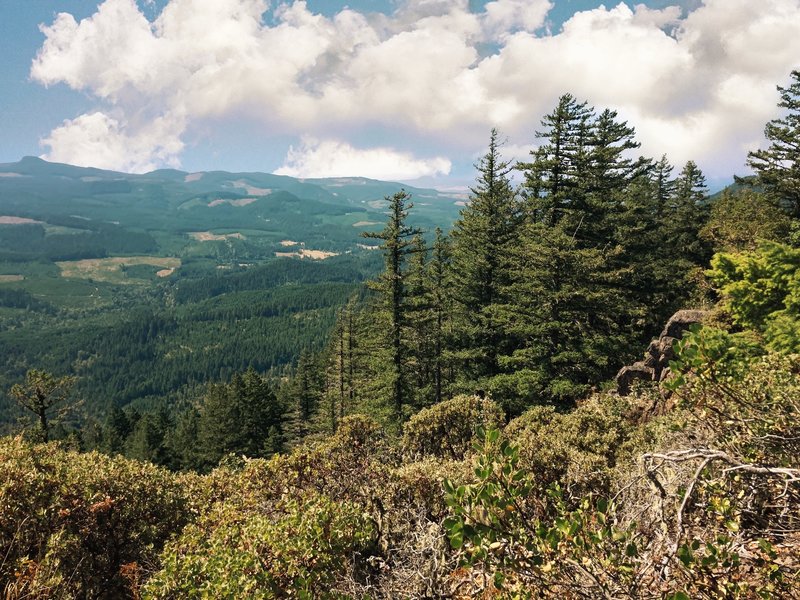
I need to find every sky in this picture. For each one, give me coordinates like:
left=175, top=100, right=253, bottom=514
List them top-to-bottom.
left=1, top=0, right=799, bottom=190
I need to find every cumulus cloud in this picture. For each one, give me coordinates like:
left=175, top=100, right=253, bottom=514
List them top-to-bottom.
left=29, top=0, right=800, bottom=178
left=483, top=0, right=552, bottom=36
left=40, top=111, right=184, bottom=172
left=274, top=137, right=451, bottom=180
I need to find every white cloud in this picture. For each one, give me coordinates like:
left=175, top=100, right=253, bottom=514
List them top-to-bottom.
left=29, top=0, right=800, bottom=179
left=483, top=0, right=552, bottom=36
left=39, top=111, right=184, bottom=172
left=274, top=137, right=451, bottom=180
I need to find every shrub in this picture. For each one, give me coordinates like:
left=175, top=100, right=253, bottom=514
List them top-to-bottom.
left=707, top=241, right=800, bottom=352
left=402, top=395, right=504, bottom=460
left=504, top=396, right=635, bottom=503
left=0, top=436, right=191, bottom=599
left=143, top=491, right=374, bottom=599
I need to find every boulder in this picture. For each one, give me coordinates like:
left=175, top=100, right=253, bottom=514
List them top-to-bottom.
left=616, top=309, right=709, bottom=397
left=659, top=309, right=709, bottom=340
left=616, top=362, right=654, bottom=396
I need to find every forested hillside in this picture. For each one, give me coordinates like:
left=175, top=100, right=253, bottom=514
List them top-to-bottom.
left=2, top=72, right=800, bottom=598
left=0, top=158, right=462, bottom=427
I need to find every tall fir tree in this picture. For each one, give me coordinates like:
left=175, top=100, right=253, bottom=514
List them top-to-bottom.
left=747, top=70, right=800, bottom=218
left=519, top=94, right=593, bottom=226
left=500, top=97, right=658, bottom=410
left=450, top=129, right=521, bottom=386
left=652, top=154, right=676, bottom=219
left=668, top=160, right=711, bottom=267
left=362, top=190, right=420, bottom=416
left=428, top=228, right=452, bottom=405
left=406, top=233, right=434, bottom=407
left=282, top=348, right=324, bottom=442
left=196, top=368, right=283, bottom=468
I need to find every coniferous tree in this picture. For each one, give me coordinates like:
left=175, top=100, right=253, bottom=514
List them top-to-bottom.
left=747, top=70, right=800, bottom=217
left=520, top=94, right=593, bottom=226
left=500, top=97, right=656, bottom=410
left=581, top=108, right=651, bottom=245
left=450, top=129, right=521, bottom=386
left=652, top=154, right=676, bottom=219
left=615, top=159, right=690, bottom=334
left=668, top=160, right=711, bottom=267
left=362, top=191, right=420, bottom=416
left=429, top=228, right=452, bottom=405
left=406, top=233, right=434, bottom=406
left=283, top=348, right=324, bottom=442
left=196, top=368, right=282, bottom=467
left=10, top=370, right=77, bottom=443
left=101, top=405, right=132, bottom=455
left=125, top=407, right=172, bottom=466
left=168, top=407, right=203, bottom=471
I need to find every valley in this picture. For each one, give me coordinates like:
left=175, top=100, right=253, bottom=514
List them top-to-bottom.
left=0, top=157, right=461, bottom=426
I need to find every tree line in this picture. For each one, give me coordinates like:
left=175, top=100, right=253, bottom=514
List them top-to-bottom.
left=284, top=94, right=714, bottom=434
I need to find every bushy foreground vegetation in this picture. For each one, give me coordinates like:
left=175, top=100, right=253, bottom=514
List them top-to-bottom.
left=2, top=336, right=798, bottom=598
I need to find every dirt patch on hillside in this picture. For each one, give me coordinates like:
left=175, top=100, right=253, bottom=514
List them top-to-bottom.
left=232, top=180, right=272, bottom=196
left=207, top=198, right=258, bottom=208
left=0, top=216, right=42, bottom=225
left=189, top=232, right=246, bottom=242
left=275, top=249, right=339, bottom=260
left=0, top=274, right=24, bottom=282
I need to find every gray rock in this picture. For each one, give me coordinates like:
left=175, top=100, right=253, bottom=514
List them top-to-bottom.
left=659, top=309, right=708, bottom=341
left=616, top=362, right=655, bottom=396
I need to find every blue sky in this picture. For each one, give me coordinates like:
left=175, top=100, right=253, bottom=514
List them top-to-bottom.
left=0, top=0, right=796, bottom=189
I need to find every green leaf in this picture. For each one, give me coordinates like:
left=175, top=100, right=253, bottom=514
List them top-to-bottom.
left=442, top=479, right=454, bottom=495
left=596, top=498, right=608, bottom=514
left=450, top=530, right=464, bottom=549
left=493, top=570, right=505, bottom=589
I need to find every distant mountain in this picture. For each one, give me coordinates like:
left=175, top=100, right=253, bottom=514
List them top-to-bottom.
left=0, top=156, right=462, bottom=217
left=0, top=157, right=463, bottom=261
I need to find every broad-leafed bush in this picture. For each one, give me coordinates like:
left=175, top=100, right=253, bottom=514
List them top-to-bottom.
left=402, top=395, right=504, bottom=460
left=504, top=396, right=637, bottom=503
left=0, top=436, right=191, bottom=599
left=143, top=491, right=374, bottom=599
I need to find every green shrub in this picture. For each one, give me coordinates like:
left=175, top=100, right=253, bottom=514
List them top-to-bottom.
left=707, top=241, right=800, bottom=352
left=402, top=395, right=504, bottom=460
left=504, top=396, right=635, bottom=502
left=442, top=428, right=641, bottom=598
left=0, top=436, right=191, bottom=599
left=143, top=491, right=374, bottom=599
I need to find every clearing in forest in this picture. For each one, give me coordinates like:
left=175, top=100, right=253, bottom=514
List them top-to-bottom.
left=207, top=198, right=258, bottom=207
left=0, top=216, right=42, bottom=225
left=189, top=231, right=246, bottom=242
left=275, top=249, right=339, bottom=260
left=56, top=256, right=181, bottom=283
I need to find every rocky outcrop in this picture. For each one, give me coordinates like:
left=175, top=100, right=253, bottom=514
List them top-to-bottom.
left=616, top=309, right=709, bottom=396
